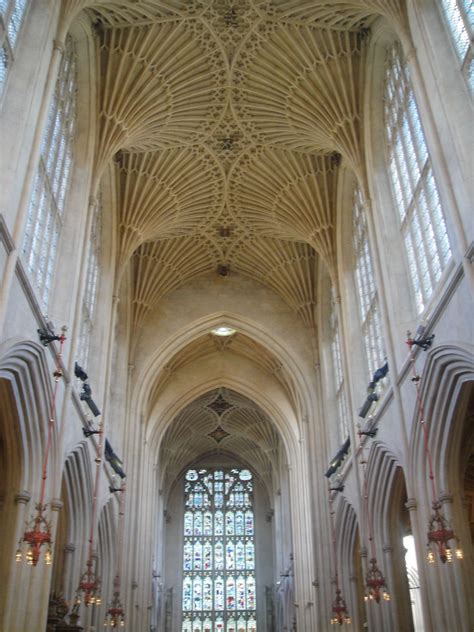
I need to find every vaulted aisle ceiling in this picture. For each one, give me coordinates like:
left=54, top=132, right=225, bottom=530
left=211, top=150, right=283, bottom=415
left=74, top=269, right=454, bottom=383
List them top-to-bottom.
left=68, top=0, right=406, bottom=334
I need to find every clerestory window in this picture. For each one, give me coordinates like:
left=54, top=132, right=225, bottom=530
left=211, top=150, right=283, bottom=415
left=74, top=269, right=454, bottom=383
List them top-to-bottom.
left=0, top=0, right=29, bottom=101
left=439, top=0, right=473, bottom=93
left=22, top=35, right=77, bottom=310
left=384, top=43, right=452, bottom=315
left=352, top=186, right=385, bottom=381
left=182, top=468, right=257, bottom=632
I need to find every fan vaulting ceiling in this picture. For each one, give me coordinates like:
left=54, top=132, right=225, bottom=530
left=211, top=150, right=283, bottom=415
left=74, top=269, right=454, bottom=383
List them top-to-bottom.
left=67, top=0, right=406, bottom=336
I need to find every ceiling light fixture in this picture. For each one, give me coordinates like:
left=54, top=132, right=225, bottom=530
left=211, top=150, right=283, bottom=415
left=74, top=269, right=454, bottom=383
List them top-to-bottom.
left=211, top=326, right=236, bottom=337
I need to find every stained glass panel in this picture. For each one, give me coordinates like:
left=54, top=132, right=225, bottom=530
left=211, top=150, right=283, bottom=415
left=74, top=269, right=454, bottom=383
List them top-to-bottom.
left=182, top=468, right=256, bottom=631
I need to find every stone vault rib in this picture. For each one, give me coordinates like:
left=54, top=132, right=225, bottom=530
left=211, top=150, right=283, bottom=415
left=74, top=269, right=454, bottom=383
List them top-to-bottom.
left=251, top=0, right=405, bottom=31
left=97, top=20, right=226, bottom=170
left=232, top=24, right=365, bottom=167
left=117, top=148, right=225, bottom=266
left=229, top=149, right=338, bottom=273
left=131, top=236, right=217, bottom=331
left=229, top=238, right=317, bottom=329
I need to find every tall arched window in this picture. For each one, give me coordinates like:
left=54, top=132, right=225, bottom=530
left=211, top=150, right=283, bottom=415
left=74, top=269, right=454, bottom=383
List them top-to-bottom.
left=0, top=0, right=29, bottom=101
left=439, top=0, right=473, bottom=93
left=22, top=35, right=77, bottom=309
left=384, top=43, right=452, bottom=315
left=352, top=186, right=385, bottom=381
left=76, top=194, right=102, bottom=371
left=329, top=286, right=349, bottom=441
left=182, top=468, right=257, bottom=632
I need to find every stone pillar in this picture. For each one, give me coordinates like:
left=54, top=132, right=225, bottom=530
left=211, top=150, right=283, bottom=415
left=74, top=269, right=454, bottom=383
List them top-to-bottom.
left=0, top=492, right=30, bottom=631
left=62, top=543, right=76, bottom=602
left=381, top=544, right=398, bottom=630
left=349, top=573, right=363, bottom=632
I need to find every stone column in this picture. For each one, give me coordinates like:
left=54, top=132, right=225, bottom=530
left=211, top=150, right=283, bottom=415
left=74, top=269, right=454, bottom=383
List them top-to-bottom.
left=0, top=492, right=30, bottom=631
left=62, top=543, right=76, bottom=602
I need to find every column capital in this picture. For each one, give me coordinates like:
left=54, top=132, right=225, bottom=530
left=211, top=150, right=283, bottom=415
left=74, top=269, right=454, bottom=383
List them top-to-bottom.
left=53, top=39, right=65, bottom=54
left=14, top=491, right=31, bottom=505
left=439, top=491, right=453, bottom=504
left=50, top=498, right=63, bottom=512
left=405, top=498, right=417, bottom=511
left=64, top=543, right=76, bottom=553
left=382, top=545, right=394, bottom=554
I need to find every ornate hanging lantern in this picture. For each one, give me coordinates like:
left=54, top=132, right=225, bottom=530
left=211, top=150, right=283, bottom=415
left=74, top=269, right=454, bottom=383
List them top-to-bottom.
left=426, top=501, right=463, bottom=564
left=15, top=503, right=52, bottom=566
left=75, top=557, right=101, bottom=606
left=364, top=557, right=390, bottom=603
left=104, top=575, right=125, bottom=628
left=330, top=588, right=352, bottom=625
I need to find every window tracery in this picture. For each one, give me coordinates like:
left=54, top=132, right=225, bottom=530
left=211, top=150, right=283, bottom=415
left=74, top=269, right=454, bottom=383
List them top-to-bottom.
left=0, top=0, right=28, bottom=100
left=439, top=0, right=473, bottom=93
left=22, top=35, right=77, bottom=309
left=384, top=43, right=452, bottom=314
left=352, top=187, right=385, bottom=380
left=182, top=468, right=257, bottom=632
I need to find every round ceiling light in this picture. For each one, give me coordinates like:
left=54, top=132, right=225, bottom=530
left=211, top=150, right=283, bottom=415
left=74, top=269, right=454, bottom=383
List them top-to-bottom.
left=211, top=326, right=236, bottom=337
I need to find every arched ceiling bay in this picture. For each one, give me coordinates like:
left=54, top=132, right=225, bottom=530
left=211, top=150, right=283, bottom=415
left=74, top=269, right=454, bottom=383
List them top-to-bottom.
left=69, top=0, right=404, bottom=332
left=146, top=330, right=300, bottom=419
left=159, top=388, right=280, bottom=491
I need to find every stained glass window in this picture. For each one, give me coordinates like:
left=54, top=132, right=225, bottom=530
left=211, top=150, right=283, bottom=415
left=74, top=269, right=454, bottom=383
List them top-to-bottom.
left=0, top=0, right=29, bottom=101
left=439, top=0, right=473, bottom=93
left=22, top=35, right=77, bottom=309
left=384, top=43, right=452, bottom=314
left=352, top=186, right=386, bottom=382
left=182, top=468, right=256, bottom=632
